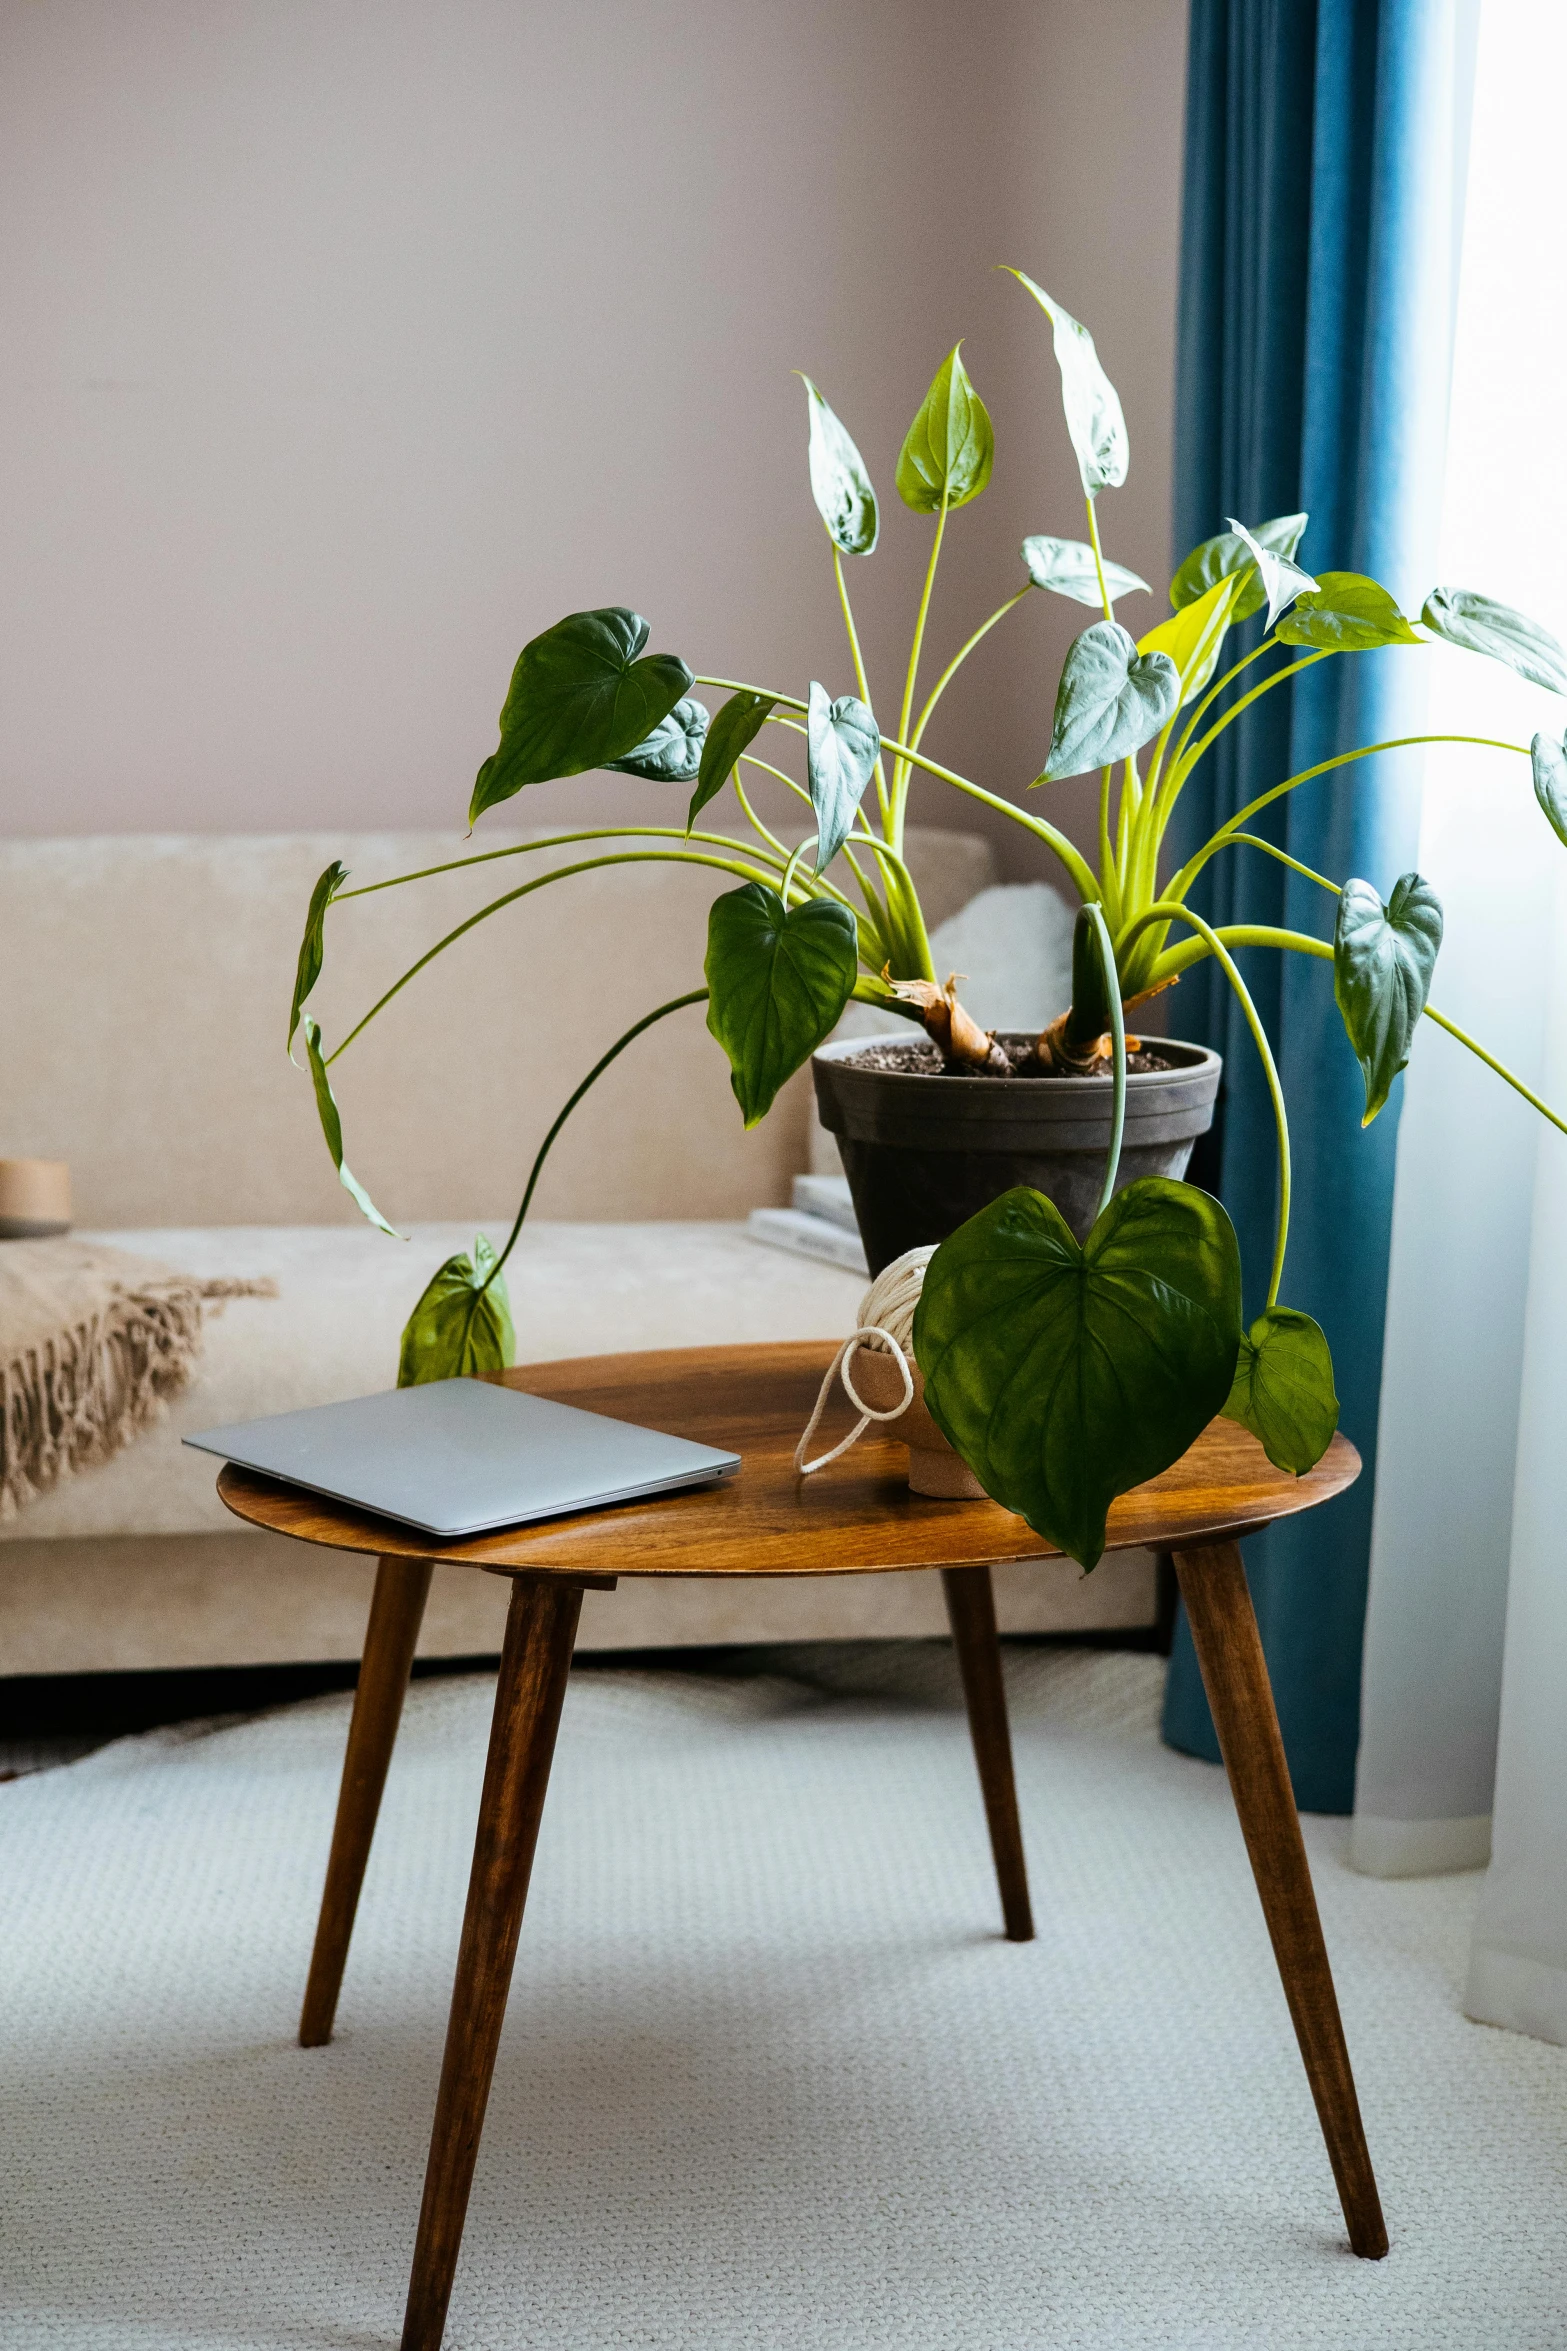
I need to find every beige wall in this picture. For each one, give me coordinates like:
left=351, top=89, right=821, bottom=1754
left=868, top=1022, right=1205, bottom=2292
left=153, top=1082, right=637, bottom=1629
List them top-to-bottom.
left=0, top=0, right=1187, bottom=884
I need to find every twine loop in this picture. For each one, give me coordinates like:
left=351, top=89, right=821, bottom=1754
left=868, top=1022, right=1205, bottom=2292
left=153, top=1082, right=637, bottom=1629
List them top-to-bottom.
left=793, top=1245, right=936, bottom=1478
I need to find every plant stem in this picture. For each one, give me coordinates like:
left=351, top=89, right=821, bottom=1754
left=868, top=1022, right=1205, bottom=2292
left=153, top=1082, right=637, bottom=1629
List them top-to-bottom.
left=893, top=489, right=951, bottom=835
left=1084, top=496, right=1114, bottom=622
left=834, top=543, right=891, bottom=824
left=909, top=586, right=1032, bottom=751
left=1174, top=635, right=1274, bottom=746
left=1165, top=648, right=1330, bottom=799
left=709, top=675, right=1101, bottom=904
left=695, top=676, right=810, bottom=713
left=768, top=710, right=1101, bottom=902
left=1166, top=735, right=1531, bottom=903
left=729, top=751, right=883, bottom=937
left=741, top=752, right=815, bottom=812
left=1097, top=765, right=1121, bottom=926
left=729, top=768, right=790, bottom=860
left=336, top=823, right=791, bottom=901
left=1223, top=832, right=1343, bottom=896
left=326, top=848, right=777, bottom=1065
left=1122, top=901, right=1293, bottom=1307
left=1085, top=902, right=1127, bottom=1221
left=1135, top=917, right=1567, bottom=1147
left=1149, top=922, right=1332, bottom=981
left=469, top=990, right=710, bottom=1327
left=1422, top=1005, right=1567, bottom=1140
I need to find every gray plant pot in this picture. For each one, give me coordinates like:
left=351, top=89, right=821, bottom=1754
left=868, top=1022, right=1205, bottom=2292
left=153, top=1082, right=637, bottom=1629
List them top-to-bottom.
left=812, top=1032, right=1222, bottom=1277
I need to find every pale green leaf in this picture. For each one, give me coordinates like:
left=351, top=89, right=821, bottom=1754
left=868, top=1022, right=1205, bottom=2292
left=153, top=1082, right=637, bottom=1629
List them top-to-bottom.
left=1007, top=268, right=1128, bottom=498
left=896, top=344, right=994, bottom=515
left=799, top=375, right=879, bottom=555
left=1171, top=512, right=1308, bottom=624
left=1225, top=517, right=1317, bottom=631
left=1021, top=535, right=1149, bottom=607
left=1137, top=572, right=1242, bottom=709
left=1276, top=573, right=1421, bottom=652
left=1421, top=587, right=1567, bottom=695
left=1042, top=621, right=1179, bottom=780
left=806, top=685, right=880, bottom=871
left=604, top=696, right=709, bottom=781
left=1532, top=729, right=1567, bottom=847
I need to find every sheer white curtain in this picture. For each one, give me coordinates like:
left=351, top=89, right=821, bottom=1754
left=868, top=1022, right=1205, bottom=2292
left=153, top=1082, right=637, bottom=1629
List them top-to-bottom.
left=1350, top=0, right=1567, bottom=2044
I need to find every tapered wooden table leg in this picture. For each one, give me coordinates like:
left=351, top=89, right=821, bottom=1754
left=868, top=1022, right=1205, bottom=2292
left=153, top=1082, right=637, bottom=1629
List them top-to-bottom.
left=1173, top=1541, right=1387, bottom=2258
left=300, top=1553, right=435, bottom=2048
left=942, top=1564, right=1034, bottom=1942
left=400, top=1574, right=585, bottom=2351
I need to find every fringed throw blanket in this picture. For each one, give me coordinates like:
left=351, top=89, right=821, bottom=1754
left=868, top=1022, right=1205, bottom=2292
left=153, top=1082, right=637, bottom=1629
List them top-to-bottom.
left=0, top=1238, right=276, bottom=1520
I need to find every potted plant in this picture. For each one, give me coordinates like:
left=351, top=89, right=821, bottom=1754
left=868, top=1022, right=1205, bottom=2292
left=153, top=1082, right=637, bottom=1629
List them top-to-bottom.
left=289, top=266, right=1567, bottom=1555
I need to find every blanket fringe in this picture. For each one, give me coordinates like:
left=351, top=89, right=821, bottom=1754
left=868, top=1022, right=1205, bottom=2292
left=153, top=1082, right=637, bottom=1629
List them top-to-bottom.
left=0, top=1274, right=277, bottom=1521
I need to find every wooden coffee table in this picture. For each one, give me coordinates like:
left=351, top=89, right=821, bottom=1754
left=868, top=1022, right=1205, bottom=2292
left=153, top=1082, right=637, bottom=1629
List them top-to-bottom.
left=217, top=1340, right=1384, bottom=2350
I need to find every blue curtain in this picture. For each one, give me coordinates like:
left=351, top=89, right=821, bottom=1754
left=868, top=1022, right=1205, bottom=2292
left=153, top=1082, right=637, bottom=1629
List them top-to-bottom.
left=1163, top=0, right=1463, bottom=1811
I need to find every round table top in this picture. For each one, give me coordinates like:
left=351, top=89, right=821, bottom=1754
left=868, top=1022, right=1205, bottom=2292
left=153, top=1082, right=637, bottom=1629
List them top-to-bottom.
left=215, top=1341, right=1360, bottom=1582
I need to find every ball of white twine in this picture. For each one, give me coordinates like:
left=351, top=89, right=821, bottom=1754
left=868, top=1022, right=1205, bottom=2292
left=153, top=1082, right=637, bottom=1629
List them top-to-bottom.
left=793, top=1244, right=938, bottom=1478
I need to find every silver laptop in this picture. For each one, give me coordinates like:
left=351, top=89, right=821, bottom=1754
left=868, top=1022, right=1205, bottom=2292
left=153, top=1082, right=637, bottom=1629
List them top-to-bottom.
left=184, top=1377, right=741, bottom=1539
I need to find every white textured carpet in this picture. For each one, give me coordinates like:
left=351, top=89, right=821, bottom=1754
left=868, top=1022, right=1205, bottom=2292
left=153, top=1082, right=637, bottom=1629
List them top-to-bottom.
left=2, top=1647, right=1564, bottom=2350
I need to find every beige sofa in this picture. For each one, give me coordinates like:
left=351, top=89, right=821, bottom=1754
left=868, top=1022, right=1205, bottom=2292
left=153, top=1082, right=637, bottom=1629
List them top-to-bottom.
left=0, top=826, right=1155, bottom=1671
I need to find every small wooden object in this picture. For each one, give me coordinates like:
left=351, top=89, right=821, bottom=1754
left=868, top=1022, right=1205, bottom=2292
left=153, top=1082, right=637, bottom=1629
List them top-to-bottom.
left=0, top=1158, right=71, bottom=1240
left=215, top=1340, right=1382, bottom=2349
left=848, top=1342, right=986, bottom=1497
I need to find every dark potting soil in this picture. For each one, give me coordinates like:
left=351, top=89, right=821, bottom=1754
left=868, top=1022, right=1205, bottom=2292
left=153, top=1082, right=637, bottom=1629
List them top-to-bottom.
left=842, top=1037, right=1179, bottom=1080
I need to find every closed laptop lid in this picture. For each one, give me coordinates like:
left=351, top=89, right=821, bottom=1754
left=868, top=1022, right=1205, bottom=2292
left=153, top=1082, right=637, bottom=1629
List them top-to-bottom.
left=184, top=1377, right=740, bottom=1539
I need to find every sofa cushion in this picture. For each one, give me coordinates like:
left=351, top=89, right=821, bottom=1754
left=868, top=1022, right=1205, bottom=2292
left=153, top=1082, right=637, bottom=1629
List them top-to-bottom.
left=0, top=1222, right=864, bottom=1543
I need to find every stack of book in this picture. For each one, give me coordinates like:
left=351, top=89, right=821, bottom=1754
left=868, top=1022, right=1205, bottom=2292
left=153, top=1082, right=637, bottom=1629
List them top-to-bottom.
left=746, top=1175, right=868, bottom=1277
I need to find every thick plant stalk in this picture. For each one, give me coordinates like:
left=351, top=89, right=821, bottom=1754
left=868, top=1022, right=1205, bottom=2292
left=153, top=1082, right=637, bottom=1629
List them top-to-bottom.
left=1084, top=903, right=1127, bottom=1222
left=889, top=973, right=1008, bottom=1072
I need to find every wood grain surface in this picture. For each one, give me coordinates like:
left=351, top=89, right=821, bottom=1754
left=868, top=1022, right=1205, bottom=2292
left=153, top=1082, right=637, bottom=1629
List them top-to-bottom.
left=216, top=1341, right=1360, bottom=1580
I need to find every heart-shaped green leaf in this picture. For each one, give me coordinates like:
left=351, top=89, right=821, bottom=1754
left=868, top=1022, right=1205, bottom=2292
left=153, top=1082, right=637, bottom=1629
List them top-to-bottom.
left=1007, top=269, right=1128, bottom=498
left=896, top=344, right=994, bottom=515
left=800, top=376, right=879, bottom=556
left=1170, top=512, right=1308, bottom=624
left=1021, top=535, right=1149, bottom=607
left=1275, top=572, right=1421, bottom=652
left=1137, top=573, right=1242, bottom=710
left=1421, top=587, right=1567, bottom=696
left=469, top=608, right=694, bottom=822
left=1041, top=620, right=1180, bottom=781
left=806, top=684, right=880, bottom=870
left=687, top=690, right=777, bottom=830
left=604, top=696, right=709, bottom=782
left=1532, top=729, right=1567, bottom=847
left=288, top=859, right=348, bottom=1053
left=1334, top=873, right=1443, bottom=1124
left=705, top=883, right=858, bottom=1127
left=301, top=1016, right=400, bottom=1238
left=913, top=1180, right=1243, bottom=1570
left=398, top=1234, right=515, bottom=1387
left=1222, top=1306, right=1339, bottom=1476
